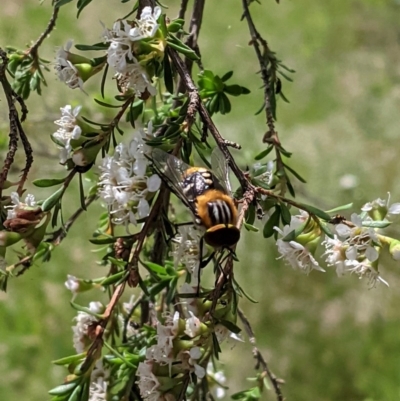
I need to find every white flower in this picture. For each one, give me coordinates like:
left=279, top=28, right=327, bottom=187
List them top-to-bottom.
left=129, top=6, right=162, bottom=41
left=105, top=20, right=137, bottom=73
left=55, top=41, right=84, bottom=90
left=115, top=63, right=157, bottom=96
left=52, top=105, right=82, bottom=163
left=98, top=124, right=161, bottom=228
left=253, top=160, right=274, bottom=190
left=6, top=192, right=36, bottom=219
left=362, top=193, right=400, bottom=218
left=336, top=213, right=379, bottom=263
left=172, top=225, right=203, bottom=284
left=322, top=236, right=347, bottom=276
left=275, top=237, right=325, bottom=274
left=345, top=260, right=388, bottom=288
left=65, top=274, right=80, bottom=293
left=179, top=283, right=199, bottom=315
left=72, top=302, right=103, bottom=353
left=145, top=312, right=181, bottom=368
left=184, top=312, right=202, bottom=338
left=187, top=347, right=205, bottom=379
left=136, top=361, right=161, bottom=400
left=88, top=362, right=109, bottom=401
left=207, top=364, right=227, bottom=399
left=89, top=377, right=107, bottom=401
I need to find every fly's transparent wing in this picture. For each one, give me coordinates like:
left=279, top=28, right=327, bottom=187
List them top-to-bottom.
left=211, top=147, right=232, bottom=195
left=150, top=148, right=195, bottom=211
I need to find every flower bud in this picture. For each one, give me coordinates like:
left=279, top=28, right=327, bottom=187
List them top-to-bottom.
left=0, top=231, right=22, bottom=247
left=389, top=239, right=400, bottom=261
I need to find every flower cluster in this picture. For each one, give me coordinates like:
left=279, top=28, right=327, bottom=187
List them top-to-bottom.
left=103, top=6, right=163, bottom=96
left=55, top=40, right=84, bottom=90
left=55, top=40, right=103, bottom=91
left=51, top=105, right=82, bottom=164
left=98, top=123, right=161, bottom=227
left=6, top=192, right=37, bottom=220
left=275, top=195, right=400, bottom=287
left=274, top=211, right=325, bottom=275
left=323, top=211, right=389, bottom=287
left=172, top=225, right=203, bottom=285
left=72, top=301, right=104, bottom=353
left=136, top=311, right=208, bottom=401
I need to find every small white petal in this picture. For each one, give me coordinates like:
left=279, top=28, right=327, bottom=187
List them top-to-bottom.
left=147, top=174, right=161, bottom=192
left=138, top=198, right=150, bottom=217
left=389, top=203, right=400, bottom=215
left=365, top=246, right=379, bottom=262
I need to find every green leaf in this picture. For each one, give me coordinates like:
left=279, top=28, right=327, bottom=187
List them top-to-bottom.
left=53, top=0, right=74, bottom=7
left=77, top=0, right=93, bottom=17
left=167, top=19, right=184, bottom=33
left=166, top=38, right=199, bottom=60
left=75, top=43, right=108, bottom=51
left=163, top=54, right=174, bottom=94
left=100, top=63, right=108, bottom=98
left=277, top=69, right=294, bottom=82
left=198, top=70, right=216, bottom=90
left=221, top=70, right=233, bottom=82
left=224, top=84, right=245, bottom=96
left=279, top=90, right=290, bottom=103
left=219, top=93, right=231, bottom=114
left=209, top=94, right=219, bottom=114
left=94, top=98, right=122, bottom=108
left=254, top=146, right=273, bottom=160
left=283, top=162, right=306, bottom=183
left=78, top=173, right=86, bottom=211
left=286, top=175, right=295, bottom=197
left=33, top=177, right=66, bottom=187
left=42, top=187, right=64, bottom=212
left=280, top=202, right=292, bottom=225
left=245, top=203, right=255, bottom=226
left=296, top=203, right=331, bottom=221
left=325, top=203, right=353, bottom=213
left=263, top=207, right=280, bottom=238
left=362, top=220, right=392, bottom=229
left=244, top=222, right=259, bottom=232
left=319, top=222, right=335, bottom=239
left=89, top=236, right=116, bottom=245
left=143, top=262, right=167, bottom=275
left=100, top=271, right=128, bottom=286
left=149, top=279, right=170, bottom=297
left=219, top=319, right=241, bottom=334
left=52, top=353, right=86, bottom=366
left=48, top=380, right=79, bottom=396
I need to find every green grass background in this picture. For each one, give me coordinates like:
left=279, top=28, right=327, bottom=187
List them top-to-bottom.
left=1, top=0, right=400, bottom=400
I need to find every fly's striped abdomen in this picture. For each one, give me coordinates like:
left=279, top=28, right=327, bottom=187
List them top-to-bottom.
left=195, top=190, right=237, bottom=229
left=207, top=199, right=234, bottom=226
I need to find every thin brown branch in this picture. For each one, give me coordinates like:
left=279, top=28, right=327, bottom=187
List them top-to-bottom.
left=177, top=0, right=206, bottom=94
left=178, top=0, right=190, bottom=20
left=241, top=0, right=275, bottom=135
left=241, top=1, right=288, bottom=193
left=27, top=6, right=59, bottom=58
left=0, top=48, right=30, bottom=198
left=81, top=282, right=126, bottom=372
left=238, top=308, right=285, bottom=401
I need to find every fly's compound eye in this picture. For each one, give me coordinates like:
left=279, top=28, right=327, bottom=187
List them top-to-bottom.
left=204, top=224, right=240, bottom=248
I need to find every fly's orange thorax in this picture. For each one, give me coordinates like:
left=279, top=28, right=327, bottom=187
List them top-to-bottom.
left=195, top=189, right=237, bottom=229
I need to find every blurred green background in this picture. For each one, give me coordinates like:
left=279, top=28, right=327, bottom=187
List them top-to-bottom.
left=1, top=0, right=400, bottom=400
